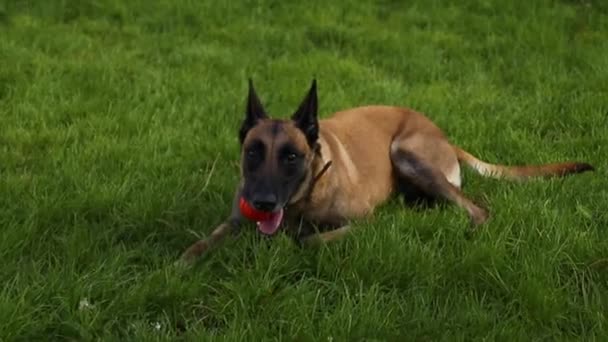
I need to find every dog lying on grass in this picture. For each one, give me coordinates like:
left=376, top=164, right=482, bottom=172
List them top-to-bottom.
left=179, top=79, right=593, bottom=265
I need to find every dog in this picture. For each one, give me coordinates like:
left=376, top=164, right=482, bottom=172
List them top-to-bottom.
left=179, top=79, right=594, bottom=265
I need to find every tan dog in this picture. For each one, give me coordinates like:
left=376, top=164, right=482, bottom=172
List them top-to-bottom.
left=179, top=80, right=593, bottom=264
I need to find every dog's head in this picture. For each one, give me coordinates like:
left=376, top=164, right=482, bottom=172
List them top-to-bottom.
left=237, top=79, right=320, bottom=234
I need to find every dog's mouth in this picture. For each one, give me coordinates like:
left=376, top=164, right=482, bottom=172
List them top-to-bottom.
left=239, top=196, right=285, bottom=235
left=256, top=209, right=284, bottom=235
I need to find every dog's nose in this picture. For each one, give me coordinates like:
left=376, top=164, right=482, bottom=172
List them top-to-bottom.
left=252, top=194, right=277, bottom=212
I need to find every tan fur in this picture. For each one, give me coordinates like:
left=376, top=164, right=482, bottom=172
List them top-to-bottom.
left=289, top=106, right=592, bottom=225
left=290, top=106, right=465, bottom=224
left=453, top=146, right=594, bottom=181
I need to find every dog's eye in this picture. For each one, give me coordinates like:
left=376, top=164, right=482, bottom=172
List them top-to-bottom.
left=245, top=141, right=264, bottom=162
left=278, top=144, right=301, bottom=167
left=246, top=148, right=261, bottom=161
left=286, top=153, right=297, bottom=163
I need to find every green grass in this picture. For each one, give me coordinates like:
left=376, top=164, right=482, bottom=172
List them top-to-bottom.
left=1, top=0, right=607, bottom=340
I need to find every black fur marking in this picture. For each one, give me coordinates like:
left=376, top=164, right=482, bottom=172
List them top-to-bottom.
left=239, top=79, right=268, bottom=144
left=292, top=80, right=319, bottom=146
left=269, top=120, right=282, bottom=137
left=243, top=139, right=265, bottom=173
left=278, top=142, right=303, bottom=160
left=391, top=149, right=450, bottom=208
left=573, top=163, right=594, bottom=173
left=395, top=176, right=440, bottom=208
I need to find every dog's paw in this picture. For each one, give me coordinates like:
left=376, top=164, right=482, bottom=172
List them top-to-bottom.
left=469, top=205, right=489, bottom=226
left=176, top=239, right=209, bottom=268
left=172, top=258, right=192, bottom=271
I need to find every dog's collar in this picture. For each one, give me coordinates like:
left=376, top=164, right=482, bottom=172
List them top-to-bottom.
left=287, top=143, right=332, bottom=206
left=295, top=159, right=332, bottom=206
left=311, top=160, right=332, bottom=188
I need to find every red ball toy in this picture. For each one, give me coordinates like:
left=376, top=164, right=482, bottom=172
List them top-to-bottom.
left=239, top=197, right=273, bottom=222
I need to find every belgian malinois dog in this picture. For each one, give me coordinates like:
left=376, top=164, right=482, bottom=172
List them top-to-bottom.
left=179, top=79, right=593, bottom=265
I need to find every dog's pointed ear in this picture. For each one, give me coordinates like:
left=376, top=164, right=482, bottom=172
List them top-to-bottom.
left=239, top=79, right=268, bottom=143
left=291, top=79, right=319, bottom=146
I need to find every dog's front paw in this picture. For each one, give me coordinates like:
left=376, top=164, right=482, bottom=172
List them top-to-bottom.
left=176, top=239, right=210, bottom=267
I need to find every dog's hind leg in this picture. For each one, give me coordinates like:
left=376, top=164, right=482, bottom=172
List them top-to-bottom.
left=390, top=134, right=488, bottom=226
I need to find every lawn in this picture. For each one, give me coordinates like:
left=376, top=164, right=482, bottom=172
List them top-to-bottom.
left=1, top=0, right=607, bottom=340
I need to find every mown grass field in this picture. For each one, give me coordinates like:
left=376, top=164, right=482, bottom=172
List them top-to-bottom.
left=1, top=0, right=607, bottom=340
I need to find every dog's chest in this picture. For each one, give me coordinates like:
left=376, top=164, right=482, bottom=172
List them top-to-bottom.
left=286, top=185, right=376, bottom=227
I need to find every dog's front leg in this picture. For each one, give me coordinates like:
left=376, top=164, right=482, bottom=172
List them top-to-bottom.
left=178, top=185, right=244, bottom=266
left=299, top=225, right=352, bottom=247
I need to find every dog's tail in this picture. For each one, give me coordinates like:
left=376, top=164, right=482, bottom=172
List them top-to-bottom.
left=453, top=146, right=594, bottom=181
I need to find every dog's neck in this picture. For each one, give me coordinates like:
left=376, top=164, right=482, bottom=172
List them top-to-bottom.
left=287, top=136, right=332, bottom=206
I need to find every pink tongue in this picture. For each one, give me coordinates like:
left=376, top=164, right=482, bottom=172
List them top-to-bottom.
left=257, top=209, right=284, bottom=235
